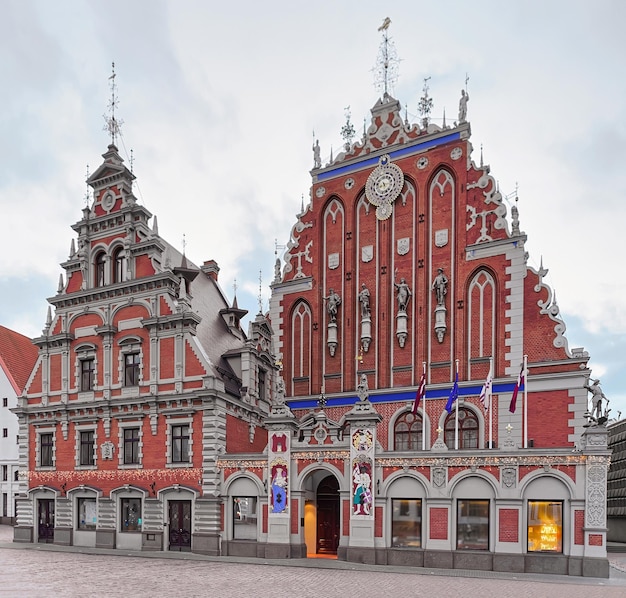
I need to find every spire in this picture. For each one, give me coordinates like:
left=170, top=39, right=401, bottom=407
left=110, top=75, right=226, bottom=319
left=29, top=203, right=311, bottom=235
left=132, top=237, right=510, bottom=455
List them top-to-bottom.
left=373, top=17, right=399, bottom=98
left=103, top=61, right=124, bottom=145
left=442, top=107, right=447, bottom=128
left=152, top=215, right=159, bottom=236
left=69, top=238, right=76, bottom=258
left=258, top=270, right=263, bottom=314
left=57, top=274, right=64, bottom=293
left=44, top=306, right=52, bottom=334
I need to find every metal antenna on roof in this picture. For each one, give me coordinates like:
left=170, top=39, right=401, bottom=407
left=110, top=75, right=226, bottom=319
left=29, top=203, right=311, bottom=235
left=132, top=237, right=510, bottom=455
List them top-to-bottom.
left=103, top=62, right=123, bottom=145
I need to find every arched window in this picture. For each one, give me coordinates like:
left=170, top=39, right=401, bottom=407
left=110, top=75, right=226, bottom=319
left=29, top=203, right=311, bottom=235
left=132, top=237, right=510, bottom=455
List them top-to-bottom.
left=112, top=247, right=127, bottom=284
left=94, top=252, right=106, bottom=287
left=444, top=407, right=479, bottom=449
left=394, top=411, right=423, bottom=451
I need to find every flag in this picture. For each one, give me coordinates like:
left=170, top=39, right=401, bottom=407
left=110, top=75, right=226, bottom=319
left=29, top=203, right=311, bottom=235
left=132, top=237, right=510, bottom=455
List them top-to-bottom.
left=479, top=364, right=493, bottom=412
left=509, top=365, right=525, bottom=413
left=412, top=371, right=427, bottom=414
left=445, top=371, right=459, bottom=414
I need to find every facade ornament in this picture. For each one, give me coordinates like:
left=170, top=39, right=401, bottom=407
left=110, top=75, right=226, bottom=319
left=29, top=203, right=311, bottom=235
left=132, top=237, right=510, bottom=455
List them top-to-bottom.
left=418, top=77, right=434, bottom=128
left=458, top=89, right=469, bottom=123
left=312, top=139, right=321, bottom=169
left=364, top=155, right=405, bottom=220
left=432, top=267, right=448, bottom=343
left=394, top=277, right=411, bottom=348
left=359, top=283, right=372, bottom=352
left=323, top=288, right=341, bottom=356
left=357, top=374, right=370, bottom=402
left=274, top=377, right=286, bottom=405
left=584, top=378, right=610, bottom=426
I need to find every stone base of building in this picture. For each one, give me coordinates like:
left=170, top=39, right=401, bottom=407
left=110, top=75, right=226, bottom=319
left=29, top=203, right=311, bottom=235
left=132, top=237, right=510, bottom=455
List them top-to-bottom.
left=12, top=526, right=33, bottom=543
left=53, top=528, right=72, bottom=546
left=95, top=530, right=116, bottom=549
left=142, top=531, right=163, bottom=551
left=191, top=533, right=220, bottom=556
left=221, top=540, right=306, bottom=559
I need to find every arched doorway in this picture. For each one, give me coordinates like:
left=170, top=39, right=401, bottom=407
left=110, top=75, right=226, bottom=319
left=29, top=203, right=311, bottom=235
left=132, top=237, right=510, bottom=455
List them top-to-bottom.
left=316, top=475, right=339, bottom=555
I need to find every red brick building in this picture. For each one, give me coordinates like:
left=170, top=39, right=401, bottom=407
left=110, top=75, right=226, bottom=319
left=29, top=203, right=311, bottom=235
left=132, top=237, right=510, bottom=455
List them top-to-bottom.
left=219, top=92, right=609, bottom=575
left=13, top=143, right=276, bottom=554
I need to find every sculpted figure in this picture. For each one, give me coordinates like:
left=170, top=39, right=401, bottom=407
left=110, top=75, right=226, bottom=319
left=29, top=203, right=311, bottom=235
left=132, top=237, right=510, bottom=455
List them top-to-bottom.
left=459, top=89, right=469, bottom=122
left=312, top=139, right=321, bottom=169
left=432, top=268, right=448, bottom=306
left=394, top=278, right=412, bottom=312
left=358, top=283, right=371, bottom=318
left=323, top=288, right=341, bottom=322
left=585, top=378, right=609, bottom=421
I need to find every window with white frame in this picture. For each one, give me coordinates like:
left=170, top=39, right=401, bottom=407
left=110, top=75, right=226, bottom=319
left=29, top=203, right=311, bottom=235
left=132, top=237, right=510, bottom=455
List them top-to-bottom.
left=118, top=338, right=143, bottom=388
left=75, top=344, right=97, bottom=393
left=166, top=418, right=193, bottom=466
left=117, top=421, right=143, bottom=467
left=75, top=425, right=97, bottom=468
left=37, top=429, right=55, bottom=468
left=77, top=497, right=97, bottom=530
left=120, top=497, right=142, bottom=532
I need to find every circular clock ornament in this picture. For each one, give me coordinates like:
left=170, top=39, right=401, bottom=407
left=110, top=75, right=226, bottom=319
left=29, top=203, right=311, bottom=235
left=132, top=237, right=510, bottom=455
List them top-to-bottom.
left=450, top=147, right=463, bottom=160
left=365, top=155, right=404, bottom=220
left=416, top=156, right=429, bottom=170
left=315, top=186, right=326, bottom=198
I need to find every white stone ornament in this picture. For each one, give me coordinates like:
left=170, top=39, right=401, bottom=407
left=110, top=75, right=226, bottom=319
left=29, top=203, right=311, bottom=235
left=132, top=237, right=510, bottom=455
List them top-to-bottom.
left=450, top=147, right=462, bottom=160
left=365, top=155, right=404, bottom=220
left=416, top=156, right=429, bottom=170
left=344, top=178, right=355, bottom=190
left=315, top=186, right=326, bottom=198
left=435, top=229, right=448, bottom=247
left=397, top=238, right=410, bottom=256
left=361, top=245, right=374, bottom=263
left=328, top=253, right=340, bottom=270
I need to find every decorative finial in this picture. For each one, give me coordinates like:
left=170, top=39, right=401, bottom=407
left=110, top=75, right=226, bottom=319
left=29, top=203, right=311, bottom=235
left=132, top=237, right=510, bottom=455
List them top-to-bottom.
left=373, top=17, right=399, bottom=97
left=103, top=61, right=123, bottom=145
left=418, top=77, right=433, bottom=128
left=340, top=106, right=355, bottom=151
left=442, top=108, right=447, bottom=128
left=480, top=144, right=484, bottom=168
left=130, top=149, right=134, bottom=173
left=84, top=165, right=90, bottom=205
left=300, top=193, right=304, bottom=213
left=182, top=233, right=187, bottom=256
left=258, top=270, right=263, bottom=314
left=233, top=277, right=238, bottom=296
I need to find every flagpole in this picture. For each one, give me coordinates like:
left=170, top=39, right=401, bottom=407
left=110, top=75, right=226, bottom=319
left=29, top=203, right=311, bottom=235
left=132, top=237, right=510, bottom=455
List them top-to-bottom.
left=523, top=353, right=528, bottom=449
left=488, top=356, right=493, bottom=449
left=454, top=359, right=459, bottom=450
left=421, top=361, right=426, bottom=451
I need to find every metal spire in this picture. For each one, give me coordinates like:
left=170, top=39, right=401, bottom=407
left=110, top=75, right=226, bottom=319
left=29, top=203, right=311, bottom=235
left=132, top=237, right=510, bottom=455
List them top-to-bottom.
left=373, top=17, right=399, bottom=98
left=103, top=62, right=123, bottom=145
left=418, top=77, right=433, bottom=127
left=258, top=270, right=263, bottom=314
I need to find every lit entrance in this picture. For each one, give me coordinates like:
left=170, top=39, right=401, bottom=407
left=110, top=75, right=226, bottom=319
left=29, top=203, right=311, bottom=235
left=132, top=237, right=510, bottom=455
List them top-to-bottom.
left=316, top=475, right=339, bottom=555
left=37, top=499, right=55, bottom=543
left=168, top=500, right=192, bottom=551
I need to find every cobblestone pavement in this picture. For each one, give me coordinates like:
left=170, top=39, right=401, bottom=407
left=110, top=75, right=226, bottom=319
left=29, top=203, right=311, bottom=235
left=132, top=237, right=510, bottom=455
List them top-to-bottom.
left=1, top=526, right=625, bottom=598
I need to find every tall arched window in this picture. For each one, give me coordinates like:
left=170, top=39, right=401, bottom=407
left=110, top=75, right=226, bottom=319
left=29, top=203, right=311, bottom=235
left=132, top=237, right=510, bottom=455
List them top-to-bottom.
left=112, top=247, right=127, bottom=284
left=94, top=252, right=106, bottom=287
left=444, top=407, right=479, bottom=449
left=394, top=411, right=423, bottom=451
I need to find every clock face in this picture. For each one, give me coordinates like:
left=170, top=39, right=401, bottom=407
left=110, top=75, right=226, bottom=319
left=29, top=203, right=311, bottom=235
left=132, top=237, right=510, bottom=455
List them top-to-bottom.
left=365, top=155, right=404, bottom=218
left=376, top=175, right=392, bottom=193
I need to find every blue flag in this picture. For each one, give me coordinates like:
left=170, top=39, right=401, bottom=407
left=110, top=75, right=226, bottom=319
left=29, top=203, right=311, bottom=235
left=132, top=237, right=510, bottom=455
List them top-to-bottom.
left=445, top=371, right=459, bottom=414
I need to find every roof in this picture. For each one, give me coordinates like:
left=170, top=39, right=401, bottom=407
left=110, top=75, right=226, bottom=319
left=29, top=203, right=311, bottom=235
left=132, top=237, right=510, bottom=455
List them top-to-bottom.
left=0, top=325, right=39, bottom=393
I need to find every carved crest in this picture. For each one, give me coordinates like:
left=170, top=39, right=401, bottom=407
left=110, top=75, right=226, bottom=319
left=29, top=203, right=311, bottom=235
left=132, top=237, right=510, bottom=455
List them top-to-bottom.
left=397, top=237, right=410, bottom=255
left=361, top=245, right=374, bottom=263
left=328, top=253, right=340, bottom=270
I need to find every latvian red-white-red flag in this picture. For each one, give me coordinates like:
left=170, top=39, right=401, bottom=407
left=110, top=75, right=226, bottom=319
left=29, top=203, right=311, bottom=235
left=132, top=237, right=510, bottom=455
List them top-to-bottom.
left=479, top=364, right=493, bottom=412
left=509, top=365, right=525, bottom=413
left=412, top=371, right=427, bottom=415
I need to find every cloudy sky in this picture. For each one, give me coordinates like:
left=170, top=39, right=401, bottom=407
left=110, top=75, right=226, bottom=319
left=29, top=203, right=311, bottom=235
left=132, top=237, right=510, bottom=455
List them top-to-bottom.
left=1, top=0, right=624, bottom=418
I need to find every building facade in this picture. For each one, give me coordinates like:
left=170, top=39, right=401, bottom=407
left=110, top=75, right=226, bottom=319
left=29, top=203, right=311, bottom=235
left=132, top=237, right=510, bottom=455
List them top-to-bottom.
left=13, top=144, right=276, bottom=554
left=0, top=326, right=38, bottom=524
left=608, top=418, right=626, bottom=542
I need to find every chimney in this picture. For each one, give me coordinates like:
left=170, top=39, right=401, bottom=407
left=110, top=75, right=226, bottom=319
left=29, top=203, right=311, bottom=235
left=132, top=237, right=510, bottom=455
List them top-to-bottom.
left=202, top=259, right=220, bottom=282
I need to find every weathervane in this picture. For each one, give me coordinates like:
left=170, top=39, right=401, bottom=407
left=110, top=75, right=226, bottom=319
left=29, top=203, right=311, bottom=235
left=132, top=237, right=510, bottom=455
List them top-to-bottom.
left=373, top=17, right=399, bottom=98
left=103, top=61, right=124, bottom=145
left=418, top=77, right=433, bottom=127
left=340, top=106, right=355, bottom=151
left=84, top=165, right=91, bottom=205
left=258, top=270, right=263, bottom=314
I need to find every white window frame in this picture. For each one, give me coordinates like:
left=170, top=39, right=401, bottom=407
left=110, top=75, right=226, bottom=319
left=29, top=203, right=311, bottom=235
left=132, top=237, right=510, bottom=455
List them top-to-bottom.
left=165, top=417, right=193, bottom=468
left=117, top=420, right=144, bottom=469
left=75, top=424, right=97, bottom=470
left=36, top=427, right=56, bottom=470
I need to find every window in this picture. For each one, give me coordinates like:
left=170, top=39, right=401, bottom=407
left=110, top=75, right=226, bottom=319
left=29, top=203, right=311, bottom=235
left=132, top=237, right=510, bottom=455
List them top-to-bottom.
left=113, top=247, right=127, bottom=283
left=94, top=251, right=106, bottom=287
left=124, top=352, right=140, bottom=386
left=81, top=358, right=95, bottom=392
left=258, top=369, right=266, bottom=401
left=2, top=397, right=7, bottom=407
left=444, top=407, right=479, bottom=449
left=394, top=412, right=423, bottom=451
left=171, top=424, right=190, bottom=463
left=123, top=427, right=140, bottom=465
left=2, top=428, right=7, bottom=438
left=80, top=430, right=95, bottom=466
left=40, top=432, right=54, bottom=467
left=1, top=465, right=7, bottom=482
left=14, top=469, right=19, bottom=482
left=2, top=494, right=6, bottom=518
left=77, top=497, right=97, bottom=530
left=120, top=497, right=141, bottom=532
left=233, top=497, right=257, bottom=540
left=392, top=499, right=421, bottom=547
left=457, top=499, right=489, bottom=550
left=528, top=500, right=563, bottom=553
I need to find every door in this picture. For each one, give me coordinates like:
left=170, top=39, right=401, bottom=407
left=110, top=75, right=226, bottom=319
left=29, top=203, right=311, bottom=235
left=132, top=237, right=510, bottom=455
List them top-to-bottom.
left=316, top=475, right=340, bottom=554
left=38, top=499, right=55, bottom=543
left=168, top=500, right=191, bottom=551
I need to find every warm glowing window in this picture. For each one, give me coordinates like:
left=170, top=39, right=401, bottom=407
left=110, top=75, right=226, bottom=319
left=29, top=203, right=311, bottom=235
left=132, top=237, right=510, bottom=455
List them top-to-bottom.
left=528, top=500, right=562, bottom=553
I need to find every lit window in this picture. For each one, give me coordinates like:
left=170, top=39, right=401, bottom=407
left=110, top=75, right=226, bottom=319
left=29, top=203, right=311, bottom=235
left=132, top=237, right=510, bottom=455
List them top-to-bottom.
left=444, top=408, right=479, bottom=449
left=394, top=412, right=423, bottom=451
left=77, top=497, right=97, bottom=530
left=120, top=497, right=141, bottom=532
left=233, top=497, right=257, bottom=540
left=392, top=499, right=421, bottom=547
left=457, top=499, right=489, bottom=550
left=528, top=500, right=562, bottom=553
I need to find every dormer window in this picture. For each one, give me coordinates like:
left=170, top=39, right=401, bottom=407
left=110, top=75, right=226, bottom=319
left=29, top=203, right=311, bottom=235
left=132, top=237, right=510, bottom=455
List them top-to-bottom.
left=113, top=247, right=127, bottom=284
left=95, top=251, right=106, bottom=287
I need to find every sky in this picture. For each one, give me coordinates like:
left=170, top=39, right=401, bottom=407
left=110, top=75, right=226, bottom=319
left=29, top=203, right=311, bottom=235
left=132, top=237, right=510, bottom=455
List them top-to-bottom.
left=1, top=0, right=624, bottom=419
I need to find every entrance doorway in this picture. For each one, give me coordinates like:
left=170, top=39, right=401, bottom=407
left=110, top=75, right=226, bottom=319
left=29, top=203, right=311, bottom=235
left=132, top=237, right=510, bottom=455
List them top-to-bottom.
left=316, top=475, right=339, bottom=554
left=37, top=499, right=55, bottom=543
left=168, top=500, right=192, bottom=551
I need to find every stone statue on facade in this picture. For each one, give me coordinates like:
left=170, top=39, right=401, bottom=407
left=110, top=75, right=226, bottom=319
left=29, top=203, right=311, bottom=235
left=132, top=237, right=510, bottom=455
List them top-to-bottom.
left=458, top=89, right=469, bottom=123
left=312, top=139, right=321, bottom=169
left=432, top=268, right=448, bottom=306
left=394, top=278, right=412, bottom=312
left=358, top=283, right=371, bottom=318
left=323, top=289, right=341, bottom=323
left=357, top=373, right=369, bottom=402
left=274, top=377, right=286, bottom=405
left=584, top=378, right=609, bottom=425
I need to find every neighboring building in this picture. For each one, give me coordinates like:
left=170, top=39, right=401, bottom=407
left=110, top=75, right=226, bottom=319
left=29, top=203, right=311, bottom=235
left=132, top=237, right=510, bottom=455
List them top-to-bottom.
left=254, top=88, right=610, bottom=577
left=13, top=143, right=276, bottom=553
left=0, top=325, right=38, bottom=524
left=608, top=418, right=626, bottom=542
